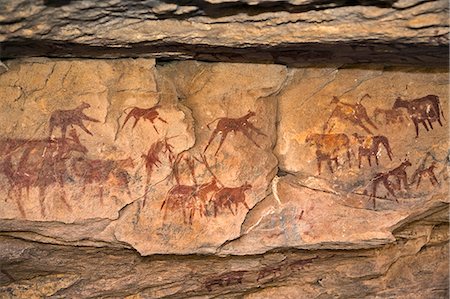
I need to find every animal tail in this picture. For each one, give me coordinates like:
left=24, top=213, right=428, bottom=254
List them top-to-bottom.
left=359, top=93, right=371, bottom=104
left=121, top=110, right=134, bottom=129
left=206, top=117, right=221, bottom=130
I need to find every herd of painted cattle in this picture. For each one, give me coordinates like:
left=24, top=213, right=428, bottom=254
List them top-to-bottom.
left=0, top=92, right=445, bottom=218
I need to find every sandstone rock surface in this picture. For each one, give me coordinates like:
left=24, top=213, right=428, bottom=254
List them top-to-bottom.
left=0, top=0, right=448, bottom=65
left=0, top=58, right=448, bottom=297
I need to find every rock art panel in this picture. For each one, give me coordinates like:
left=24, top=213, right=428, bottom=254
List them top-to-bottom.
left=0, top=58, right=194, bottom=223
left=0, top=59, right=447, bottom=260
left=113, top=61, right=287, bottom=254
left=275, top=67, right=449, bottom=210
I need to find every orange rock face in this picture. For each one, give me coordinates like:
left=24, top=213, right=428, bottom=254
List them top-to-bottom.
left=0, top=59, right=447, bottom=297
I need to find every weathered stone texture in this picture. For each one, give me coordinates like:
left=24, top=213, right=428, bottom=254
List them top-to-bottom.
left=0, top=0, right=448, bottom=64
left=0, top=58, right=448, bottom=297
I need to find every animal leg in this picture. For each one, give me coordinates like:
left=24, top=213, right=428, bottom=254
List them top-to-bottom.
left=132, top=117, right=140, bottom=129
left=157, top=117, right=168, bottom=124
left=365, top=118, right=378, bottom=131
left=413, top=120, right=419, bottom=138
left=421, top=120, right=429, bottom=131
left=49, top=122, right=55, bottom=138
left=77, top=122, right=94, bottom=136
left=356, top=122, right=373, bottom=135
left=152, top=123, right=159, bottom=134
left=246, top=123, right=267, bottom=137
left=61, top=125, right=68, bottom=140
left=241, top=128, right=262, bottom=148
left=203, top=129, right=219, bottom=153
left=214, top=132, right=229, bottom=156
left=383, top=142, right=393, bottom=160
left=347, top=150, right=352, bottom=168
left=358, top=153, right=362, bottom=169
left=375, top=154, right=379, bottom=166
left=367, top=155, right=372, bottom=167
left=317, top=158, right=322, bottom=175
left=327, top=159, right=334, bottom=174
left=56, top=174, right=71, bottom=211
left=142, top=174, right=150, bottom=208
left=401, top=174, right=409, bottom=190
left=416, top=174, right=422, bottom=189
left=430, top=174, right=439, bottom=186
left=383, top=180, right=397, bottom=199
left=371, top=182, right=378, bottom=209
left=99, top=184, right=104, bottom=205
left=38, top=187, right=46, bottom=217
left=14, top=188, right=26, bottom=217
left=242, top=200, right=250, bottom=210
left=228, top=202, right=235, bottom=215
left=214, top=203, right=218, bottom=217
left=182, top=205, right=188, bottom=224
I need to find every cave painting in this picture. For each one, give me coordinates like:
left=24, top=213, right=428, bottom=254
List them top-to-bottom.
left=324, top=94, right=378, bottom=134
left=393, top=94, right=445, bottom=137
left=0, top=101, right=138, bottom=217
left=49, top=102, right=99, bottom=139
left=121, top=104, right=167, bottom=133
left=373, top=107, right=406, bottom=125
left=204, top=110, right=266, bottom=156
left=0, top=129, right=88, bottom=216
left=305, top=133, right=352, bottom=174
left=352, top=133, right=393, bottom=168
left=141, top=136, right=177, bottom=206
left=160, top=154, right=251, bottom=224
left=161, top=155, right=220, bottom=224
left=71, top=156, right=134, bottom=203
left=365, top=160, right=412, bottom=208
left=411, top=161, right=439, bottom=188
left=212, top=183, right=252, bottom=217
left=255, top=257, right=319, bottom=284
left=256, top=265, right=282, bottom=282
left=205, top=271, right=247, bottom=292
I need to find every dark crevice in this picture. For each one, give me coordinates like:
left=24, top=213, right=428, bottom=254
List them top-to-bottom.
left=37, top=0, right=400, bottom=20
left=43, top=0, right=73, bottom=7
left=157, top=0, right=398, bottom=19
left=1, top=39, right=448, bottom=68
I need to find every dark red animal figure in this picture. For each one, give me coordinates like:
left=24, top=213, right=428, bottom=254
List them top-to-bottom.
left=324, top=94, right=378, bottom=134
left=393, top=95, right=445, bottom=137
left=49, top=102, right=99, bottom=139
left=122, top=105, right=167, bottom=133
left=373, top=107, right=406, bottom=125
left=204, top=110, right=267, bottom=156
left=2, top=129, right=88, bottom=216
left=305, top=133, right=352, bottom=174
left=352, top=133, right=393, bottom=168
left=141, top=137, right=176, bottom=206
left=160, top=155, right=223, bottom=224
left=160, top=155, right=198, bottom=224
left=71, top=156, right=134, bottom=204
left=366, top=160, right=412, bottom=208
left=411, top=161, right=439, bottom=188
left=212, top=182, right=252, bottom=217
left=288, top=256, right=319, bottom=272
left=256, top=265, right=282, bottom=282
left=205, top=271, right=247, bottom=292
